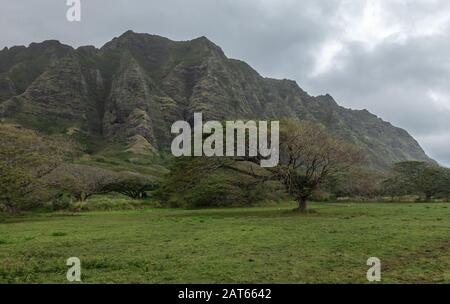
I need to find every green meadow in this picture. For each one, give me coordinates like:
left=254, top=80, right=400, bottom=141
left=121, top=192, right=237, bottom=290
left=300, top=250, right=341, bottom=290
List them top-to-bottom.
left=0, top=201, right=449, bottom=283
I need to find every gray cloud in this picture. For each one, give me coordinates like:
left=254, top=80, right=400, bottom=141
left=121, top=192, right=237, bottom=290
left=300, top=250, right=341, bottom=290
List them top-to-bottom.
left=1, top=0, right=449, bottom=165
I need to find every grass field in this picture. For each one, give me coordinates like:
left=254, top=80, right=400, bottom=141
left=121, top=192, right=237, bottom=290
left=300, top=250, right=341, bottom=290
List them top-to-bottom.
left=0, top=202, right=449, bottom=283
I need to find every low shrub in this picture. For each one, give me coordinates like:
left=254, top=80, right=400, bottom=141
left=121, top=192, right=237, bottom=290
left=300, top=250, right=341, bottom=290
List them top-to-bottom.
left=68, top=195, right=159, bottom=212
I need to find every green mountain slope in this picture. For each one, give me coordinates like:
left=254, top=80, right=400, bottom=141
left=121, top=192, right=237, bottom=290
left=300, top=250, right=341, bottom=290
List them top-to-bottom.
left=0, top=30, right=433, bottom=169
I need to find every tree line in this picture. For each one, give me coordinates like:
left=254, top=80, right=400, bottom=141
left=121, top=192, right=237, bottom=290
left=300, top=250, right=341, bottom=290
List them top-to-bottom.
left=158, top=120, right=450, bottom=213
left=1, top=121, right=449, bottom=214
left=0, top=124, right=158, bottom=213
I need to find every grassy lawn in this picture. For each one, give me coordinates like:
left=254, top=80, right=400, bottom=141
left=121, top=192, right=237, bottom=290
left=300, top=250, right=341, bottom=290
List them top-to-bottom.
left=0, top=202, right=449, bottom=283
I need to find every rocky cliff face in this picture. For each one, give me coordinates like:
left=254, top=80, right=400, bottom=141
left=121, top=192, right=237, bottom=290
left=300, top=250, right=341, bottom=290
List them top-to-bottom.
left=0, top=31, right=433, bottom=169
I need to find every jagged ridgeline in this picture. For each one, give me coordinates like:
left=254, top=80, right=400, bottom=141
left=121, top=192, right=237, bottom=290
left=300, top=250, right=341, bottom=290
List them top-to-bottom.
left=0, top=30, right=433, bottom=169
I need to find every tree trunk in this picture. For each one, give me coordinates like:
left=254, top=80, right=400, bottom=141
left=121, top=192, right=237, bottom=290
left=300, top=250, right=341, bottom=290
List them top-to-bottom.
left=297, top=197, right=308, bottom=213
left=5, top=204, right=21, bottom=215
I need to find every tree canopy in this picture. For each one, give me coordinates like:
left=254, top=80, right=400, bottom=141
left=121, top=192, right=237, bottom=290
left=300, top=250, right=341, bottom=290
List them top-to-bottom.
left=0, top=123, right=77, bottom=212
left=385, top=161, right=450, bottom=200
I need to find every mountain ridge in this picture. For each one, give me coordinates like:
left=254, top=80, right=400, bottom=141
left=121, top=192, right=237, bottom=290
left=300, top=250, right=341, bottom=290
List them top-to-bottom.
left=0, top=31, right=433, bottom=169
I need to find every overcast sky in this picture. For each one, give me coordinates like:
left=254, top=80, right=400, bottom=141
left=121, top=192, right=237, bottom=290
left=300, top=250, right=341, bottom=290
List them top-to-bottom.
left=1, top=0, right=450, bottom=165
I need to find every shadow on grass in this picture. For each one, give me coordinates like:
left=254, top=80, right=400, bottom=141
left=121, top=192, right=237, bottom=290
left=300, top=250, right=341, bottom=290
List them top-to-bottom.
left=165, top=206, right=321, bottom=220
left=0, top=212, right=85, bottom=225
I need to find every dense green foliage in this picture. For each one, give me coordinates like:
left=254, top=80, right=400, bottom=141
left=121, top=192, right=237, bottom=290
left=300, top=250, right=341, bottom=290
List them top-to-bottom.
left=0, top=123, right=161, bottom=212
left=0, top=124, right=77, bottom=212
left=157, top=157, right=286, bottom=208
left=384, top=161, right=450, bottom=200
left=324, top=168, right=387, bottom=199
left=103, top=171, right=159, bottom=199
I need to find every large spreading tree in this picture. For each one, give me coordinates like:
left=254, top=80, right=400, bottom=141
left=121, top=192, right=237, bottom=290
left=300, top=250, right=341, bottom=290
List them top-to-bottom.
left=231, top=119, right=365, bottom=213
left=272, top=120, right=364, bottom=212
left=0, top=123, right=77, bottom=212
